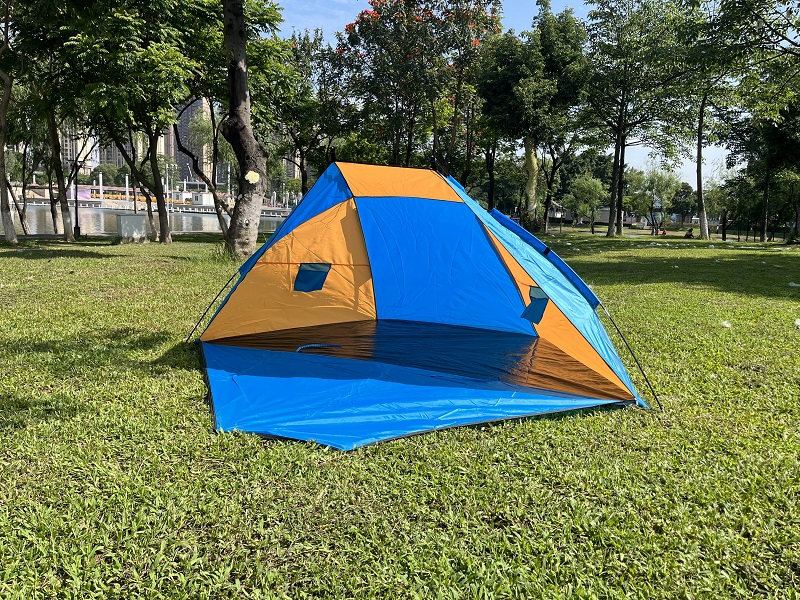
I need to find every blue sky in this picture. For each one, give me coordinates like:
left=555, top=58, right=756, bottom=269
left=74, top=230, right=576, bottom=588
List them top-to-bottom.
left=276, top=0, right=725, bottom=185
left=277, top=0, right=587, bottom=38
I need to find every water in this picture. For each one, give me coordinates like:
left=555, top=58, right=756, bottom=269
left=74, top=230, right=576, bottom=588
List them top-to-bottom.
left=12, top=205, right=283, bottom=236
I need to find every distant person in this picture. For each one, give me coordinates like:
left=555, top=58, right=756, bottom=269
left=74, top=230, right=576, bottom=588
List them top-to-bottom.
left=684, top=228, right=694, bottom=239
left=661, top=229, right=667, bottom=236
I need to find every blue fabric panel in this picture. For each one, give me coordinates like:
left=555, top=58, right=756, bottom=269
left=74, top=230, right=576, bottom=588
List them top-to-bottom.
left=446, top=178, right=644, bottom=406
left=355, top=196, right=534, bottom=335
left=489, top=209, right=601, bottom=309
left=293, top=263, right=332, bottom=292
left=521, top=297, right=548, bottom=325
left=202, top=342, right=630, bottom=450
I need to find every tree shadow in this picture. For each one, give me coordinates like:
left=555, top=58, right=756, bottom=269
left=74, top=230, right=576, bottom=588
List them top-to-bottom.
left=564, top=246, right=800, bottom=301
left=0, top=248, right=121, bottom=260
left=2, top=328, right=188, bottom=431
left=157, top=341, right=203, bottom=371
left=0, top=391, right=82, bottom=431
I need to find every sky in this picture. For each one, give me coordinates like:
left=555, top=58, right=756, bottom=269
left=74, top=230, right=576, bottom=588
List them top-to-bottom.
left=276, top=0, right=726, bottom=185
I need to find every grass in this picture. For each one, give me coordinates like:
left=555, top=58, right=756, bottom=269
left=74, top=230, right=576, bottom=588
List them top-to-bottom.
left=1, top=233, right=799, bottom=598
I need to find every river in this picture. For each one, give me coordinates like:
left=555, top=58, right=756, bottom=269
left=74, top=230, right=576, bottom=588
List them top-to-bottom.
left=13, top=205, right=284, bottom=236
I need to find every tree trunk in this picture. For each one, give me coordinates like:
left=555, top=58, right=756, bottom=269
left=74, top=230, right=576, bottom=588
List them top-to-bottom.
left=221, top=0, right=269, bottom=258
left=0, top=61, right=17, bottom=244
left=696, top=94, right=710, bottom=240
left=431, top=99, right=439, bottom=168
left=404, top=109, right=416, bottom=167
left=47, top=113, right=75, bottom=241
left=146, top=132, right=171, bottom=244
left=606, top=132, right=621, bottom=237
left=522, top=136, right=539, bottom=218
left=485, top=141, right=496, bottom=212
left=615, top=141, right=626, bottom=235
left=299, top=148, right=309, bottom=195
left=760, top=172, right=769, bottom=243
left=6, top=175, right=29, bottom=234
left=48, top=176, right=60, bottom=235
left=143, top=188, right=158, bottom=241
left=793, top=203, right=799, bottom=241
left=721, top=209, right=727, bottom=241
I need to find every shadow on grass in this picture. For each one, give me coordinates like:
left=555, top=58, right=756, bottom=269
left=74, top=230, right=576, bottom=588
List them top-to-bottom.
left=0, top=248, right=121, bottom=260
left=567, top=250, right=800, bottom=301
left=10, top=328, right=176, bottom=379
left=1, top=330, right=207, bottom=431
left=157, top=341, right=203, bottom=371
left=0, top=391, right=82, bottom=431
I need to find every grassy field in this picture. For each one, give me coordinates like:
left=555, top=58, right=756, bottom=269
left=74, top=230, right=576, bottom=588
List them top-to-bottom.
left=1, top=234, right=798, bottom=598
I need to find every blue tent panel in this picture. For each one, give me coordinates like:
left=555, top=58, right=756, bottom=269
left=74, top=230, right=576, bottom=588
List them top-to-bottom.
left=444, top=180, right=645, bottom=406
left=355, top=196, right=533, bottom=335
left=203, top=342, right=631, bottom=450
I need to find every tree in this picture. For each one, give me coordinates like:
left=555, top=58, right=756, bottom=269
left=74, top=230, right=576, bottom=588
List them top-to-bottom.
left=0, top=0, right=17, bottom=244
left=220, top=0, right=271, bottom=257
left=338, top=0, right=443, bottom=167
left=437, top=0, right=500, bottom=179
left=586, top=0, right=689, bottom=237
left=532, top=1, right=591, bottom=232
left=273, top=30, right=348, bottom=194
left=476, top=31, right=551, bottom=221
left=174, top=99, right=233, bottom=235
left=723, top=104, right=800, bottom=241
left=623, top=166, right=681, bottom=231
left=564, top=173, right=606, bottom=233
left=670, top=182, right=697, bottom=227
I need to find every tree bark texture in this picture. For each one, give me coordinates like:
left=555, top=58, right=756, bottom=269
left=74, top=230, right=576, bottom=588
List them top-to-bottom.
left=221, top=0, right=268, bottom=258
left=0, top=1, right=16, bottom=244
left=0, top=66, right=16, bottom=243
left=696, top=94, right=710, bottom=239
left=48, top=113, right=74, bottom=241
left=606, top=132, right=621, bottom=237
left=147, top=135, right=172, bottom=244
left=523, top=136, right=539, bottom=217
left=615, top=141, right=626, bottom=235
left=484, top=142, right=496, bottom=212
left=760, top=173, right=769, bottom=243
left=6, top=175, right=29, bottom=234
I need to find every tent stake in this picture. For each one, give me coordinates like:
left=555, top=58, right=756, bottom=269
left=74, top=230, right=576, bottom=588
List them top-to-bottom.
left=186, top=270, right=239, bottom=343
left=600, top=303, right=663, bottom=411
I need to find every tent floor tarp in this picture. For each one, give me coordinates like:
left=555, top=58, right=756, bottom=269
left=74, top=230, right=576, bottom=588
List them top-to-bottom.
left=202, top=340, right=635, bottom=450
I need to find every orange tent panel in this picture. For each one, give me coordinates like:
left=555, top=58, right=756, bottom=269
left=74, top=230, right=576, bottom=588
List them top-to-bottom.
left=337, top=162, right=463, bottom=202
left=201, top=199, right=376, bottom=341
left=484, top=226, right=633, bottom=399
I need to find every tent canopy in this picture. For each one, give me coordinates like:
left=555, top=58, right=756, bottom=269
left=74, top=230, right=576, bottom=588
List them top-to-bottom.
left=200, top=162, right=645, bottom=450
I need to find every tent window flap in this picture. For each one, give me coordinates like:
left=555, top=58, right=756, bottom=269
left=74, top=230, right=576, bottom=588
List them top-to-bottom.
left=294, top=263, right=332, bottom=292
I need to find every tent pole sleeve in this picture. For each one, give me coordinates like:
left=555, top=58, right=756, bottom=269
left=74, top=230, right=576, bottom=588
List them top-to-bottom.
left=186, top=270, right=240, bottom=343
left=601, top=303, right=663, bottom=411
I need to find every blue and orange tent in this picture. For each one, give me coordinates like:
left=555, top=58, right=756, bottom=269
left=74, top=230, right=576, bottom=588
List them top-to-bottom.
left=199, top=162, right=646, bottom=449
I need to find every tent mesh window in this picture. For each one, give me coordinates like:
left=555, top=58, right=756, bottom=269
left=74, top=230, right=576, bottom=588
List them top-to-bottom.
left=293, top=263, right=332, bottom=292
left=521, top=286, right=549, bottom=324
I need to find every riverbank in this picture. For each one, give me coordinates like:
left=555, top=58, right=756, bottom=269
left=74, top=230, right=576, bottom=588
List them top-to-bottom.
left=11, top=205, right=284, bottom=236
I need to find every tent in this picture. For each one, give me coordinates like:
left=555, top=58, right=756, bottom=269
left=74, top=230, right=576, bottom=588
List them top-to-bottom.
left=199, top=162, right=646, bottom=450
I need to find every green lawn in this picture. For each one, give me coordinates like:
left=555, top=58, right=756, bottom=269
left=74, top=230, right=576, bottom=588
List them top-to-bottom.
left=1, top=234, right=798, bottom=598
